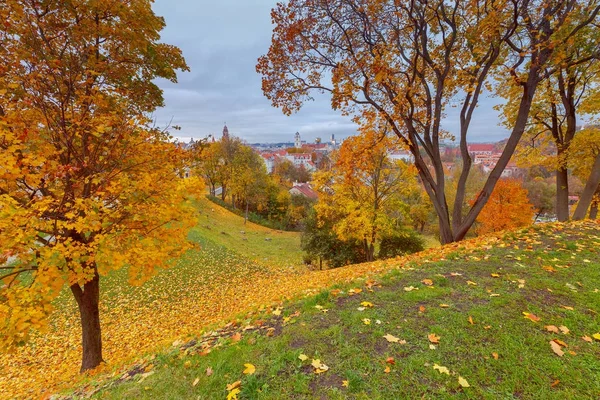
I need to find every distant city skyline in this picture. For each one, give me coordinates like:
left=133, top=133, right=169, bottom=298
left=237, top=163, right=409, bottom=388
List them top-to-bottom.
left=154, top=0, right=511, bottom=144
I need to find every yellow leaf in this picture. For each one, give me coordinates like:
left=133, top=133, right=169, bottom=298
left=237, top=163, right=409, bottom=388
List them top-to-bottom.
left=491, top=273, right=500, bottom=278
left=421, top=279, right=433, bottom=286
left=466, top=281, right=477, bottom=286
left=404, top=286, right=418, bottom=292
left=360, top=301, right=374, bottom=308
left=439, top=304, right=450, bottom=308
left=523, top=312, right=541, bottom=322
left=468, top=316, right=474, bottom=325
left=362, top=318, right=371, bottom=325
left=544, top=325, right=559, bottom=333
left=559, top=326, right=570, bottom=335
left=428, top=333, right=440, bottom=344
left=592, top=333, right=600, bottom=341
left=383, top=334, right=400, bottom=343
left=582, top=336, right=593, bottom=343
left=550, top=341, right=564, bottom=357
left=492, top=352, right=499, bottom=360
left=298, top=354, right=309, bottom=361
left=243, top=363, right=255, bottom=375
left=433, top=364, right=449, bottom=375
left=384, top=366, right=391, bottom=373
left=458, top=376, right=470, bottom=388
left=192, top=377, right=199, bottom=386
left=342, top=380, right=349, bottom=387
left=226, top=381, right=241, bottom=391
left=227, top=388, right=241, bottom=400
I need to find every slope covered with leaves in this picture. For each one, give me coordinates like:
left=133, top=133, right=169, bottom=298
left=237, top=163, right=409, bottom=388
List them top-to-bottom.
left=73, top=221, right=600, bottom=399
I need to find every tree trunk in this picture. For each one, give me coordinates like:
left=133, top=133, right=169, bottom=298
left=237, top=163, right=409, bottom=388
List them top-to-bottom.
left=573, top=153, right=600, bottom=220
left=555, top=166, right=570, bottom=221
left=245, top=201, right=249, bottom=225
left=590, top=201, right=598, bottom=219
left=70, top=272, right=103, bottom=372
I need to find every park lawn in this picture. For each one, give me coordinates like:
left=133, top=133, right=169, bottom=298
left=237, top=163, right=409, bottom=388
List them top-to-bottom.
left=192, top=197, right=304, bottom=270
left=78, top=222, right=600, bottom=400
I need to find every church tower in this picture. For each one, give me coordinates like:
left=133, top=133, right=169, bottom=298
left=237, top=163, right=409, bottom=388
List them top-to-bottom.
left=222, top=123, right=230, bottom=140
left=294, top=131, right=301, bottom=148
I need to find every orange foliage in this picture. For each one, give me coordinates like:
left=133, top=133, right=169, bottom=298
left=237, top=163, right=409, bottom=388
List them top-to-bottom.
left=474, top=179, right=534, bottom=235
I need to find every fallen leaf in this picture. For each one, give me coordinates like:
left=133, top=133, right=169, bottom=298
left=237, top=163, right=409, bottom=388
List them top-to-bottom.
left=491, top=273, right=500, bottom=278
left=422, top=279, right=433, bottom=286
left=466, top=280, right=477, bottom=286
left=404, top=286, right=418, bottom=292
left=348, top=288, right=362, bottom=295
left=489, top=293, right=500, bottom=297
left=360, top=301, right=374, bottom=308
left=439, top=304, right=450, bottom=308
left=419, top=305, right=426, bottom=313
left=561, top=305, right=574, bottom=310
left=357, top=307, right=366, bottom=311
left=272, top=308, right=282, bottom=316
left=523, top=312, right=541, bottom=322
left=468, top=316, right=474, bottom=325
left=362, top=318, right=371, bottom=325
left=545, top=325, right=560, bottom=333
left=559, top=326, right=570, bottom=335
left=231, top=332, right=242, bottom=342
left=428, top=333, right=440, bottom=344
left=592, top=333, right=600, bottom=341
left=383, top=334, right=400, bottom=343
left=582, top=336, right=593, bottom=343
left=553, top=339, right=568, bottom=347
left=550, top=341, right=564, bottom=357
left=429, top=344, right=437, bottom=350
left=492, top=352, right=499, bottom=360
left=298, top=354, right=309, bottom=361
left=386, top=357, right=395, bottom=365
left=311, top=359, right=329, bottom=373
left=183, top=360, right=192, bottom=369
left=243, top=363, right=255, bottom=375
left=433, top=364, right=450, bottom=375
left=384, top=366, right=391, bottom=373
left=206, top=367, right=213, bottom=376
left=458, top=376, right=470, bottom=388
left=192, top=377, right=200, bottom=387
left=551, top=379, right=560, bottom=387
left=226, top=380, right=241, bottom=391
left=342, top=380, right=349, bottom=387
left=227, top=388, right=241, bottom=400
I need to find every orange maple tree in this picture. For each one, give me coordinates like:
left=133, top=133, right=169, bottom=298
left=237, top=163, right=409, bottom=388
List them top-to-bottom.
left=0, top=0, right=195, bottom=371
left=473, top=179, right=534, bottom=235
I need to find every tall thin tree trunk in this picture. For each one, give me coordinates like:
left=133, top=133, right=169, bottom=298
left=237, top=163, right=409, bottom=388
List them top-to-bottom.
left=573, top=154, right=600, bottom=220
left=556, top=166, right=570, bottom=221
left=245, top=200, right=248, bottom=225
left=590, top=201, right=598, bottom=219
left=70, top=272, right=103, bottom=372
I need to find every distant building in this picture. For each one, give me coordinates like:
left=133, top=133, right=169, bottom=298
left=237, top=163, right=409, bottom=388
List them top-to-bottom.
left=222, top=123, right=230, bottom=140
left=294, top=132, right=302, bottom=148
left=467, top=143, right=495, bottom=156
left=388, top=150, right=414, bottom=163
left=289, top=182, right=318, bottom=200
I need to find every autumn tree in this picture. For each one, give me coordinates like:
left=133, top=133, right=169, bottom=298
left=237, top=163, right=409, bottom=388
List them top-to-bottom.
left=0, top=0, right=194, bottom=372
left=258, top=0, right=600, bottom=244
left=499, top=21, right=600, bottom=221
left=570, top=128, right=600, bottom=219
left=314, top=131, right=417, bottom=261
left=197, top=141, right=223, bottom=196
left=230, top=145, right=269, bottom=223
left=473, top=179, right=534, bottom=235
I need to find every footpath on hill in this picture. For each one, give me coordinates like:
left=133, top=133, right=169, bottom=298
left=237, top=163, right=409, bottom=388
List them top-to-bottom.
left=0, top=209, right=598, bottom=399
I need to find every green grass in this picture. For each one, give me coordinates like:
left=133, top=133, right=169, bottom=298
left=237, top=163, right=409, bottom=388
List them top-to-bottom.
left=192, top=197, right=303, bottom=269
left=76, top=222, right=600, bottom=399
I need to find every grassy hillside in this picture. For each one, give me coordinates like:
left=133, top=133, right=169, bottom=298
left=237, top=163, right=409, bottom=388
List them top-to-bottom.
left=0, top=198, right=305, bottom=400
left=69, top=221, right=600, bottom=399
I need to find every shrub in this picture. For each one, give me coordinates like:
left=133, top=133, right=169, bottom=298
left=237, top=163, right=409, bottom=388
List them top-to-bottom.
left=378, top=231, right=425, bottom=259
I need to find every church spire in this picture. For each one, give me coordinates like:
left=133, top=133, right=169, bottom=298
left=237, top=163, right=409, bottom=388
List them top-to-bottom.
left=222, top=122, right=229, bottom=139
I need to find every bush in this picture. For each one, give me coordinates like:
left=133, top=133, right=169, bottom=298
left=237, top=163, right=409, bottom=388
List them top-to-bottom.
left=378, top=231, right=425, bottom=259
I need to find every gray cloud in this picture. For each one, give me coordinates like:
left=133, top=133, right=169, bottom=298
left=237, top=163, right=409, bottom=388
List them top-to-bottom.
left=152, top=0, right=509, bottom=144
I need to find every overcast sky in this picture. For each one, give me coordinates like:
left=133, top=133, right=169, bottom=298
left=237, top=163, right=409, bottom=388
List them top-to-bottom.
left=152, top=0, right=510, bottom=144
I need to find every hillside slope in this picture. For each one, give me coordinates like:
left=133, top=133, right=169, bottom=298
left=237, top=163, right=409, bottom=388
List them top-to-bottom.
left=67, top=221, right=600, bottom=399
